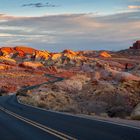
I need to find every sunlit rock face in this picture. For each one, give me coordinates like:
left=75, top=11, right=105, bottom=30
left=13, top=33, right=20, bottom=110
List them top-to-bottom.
left=0, top=46, right=36, bottom=58
left=14, top=46, right=36, bottom=56
left=0, top=47, right=15, bottom=58
left=0, top=47, right=84, bottom=64
left=62, top=49, right=81, bottom=60
left=62, top=49, right=77, bottom=55
left=34, top=51, right=50, bottom=61
left=99, top=51, right=111, bottom=58
left=51, top=53, right=62, bottom=61
left=0, top=56, right=16, bottom=65
left=19, top=61, right=44, bottom=69
left=0, top=64, right=11, bottom=70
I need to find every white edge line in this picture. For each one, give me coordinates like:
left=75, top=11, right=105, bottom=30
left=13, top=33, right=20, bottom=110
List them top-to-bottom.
left=17, top=96, right=140, bottom=130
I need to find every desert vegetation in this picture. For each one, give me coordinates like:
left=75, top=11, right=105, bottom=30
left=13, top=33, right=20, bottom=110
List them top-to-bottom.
left=0, top=43, right=140, bottom=120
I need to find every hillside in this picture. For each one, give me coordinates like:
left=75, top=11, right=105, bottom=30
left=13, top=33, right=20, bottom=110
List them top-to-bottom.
left=0, top=42, right=140, bottom=120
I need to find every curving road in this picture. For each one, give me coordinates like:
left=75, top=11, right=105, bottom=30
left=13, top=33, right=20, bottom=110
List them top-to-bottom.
left=0, top=74, right=140, bottom=140
left=18, top=74, right=64, bottom=92
left=0, top=95, right=140, bottom=140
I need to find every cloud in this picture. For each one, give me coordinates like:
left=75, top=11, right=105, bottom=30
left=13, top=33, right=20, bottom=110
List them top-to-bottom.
left=128, top=0, right=140, bottom=1
left=22, top=2, right=58, bottom=8
left=128, top=5, right=140, bottom=9
left=0, top=12, right=140, bottom=51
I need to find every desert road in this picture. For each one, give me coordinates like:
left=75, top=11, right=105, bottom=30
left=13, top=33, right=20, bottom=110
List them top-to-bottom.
left=0, top=95, right=140, bottom=140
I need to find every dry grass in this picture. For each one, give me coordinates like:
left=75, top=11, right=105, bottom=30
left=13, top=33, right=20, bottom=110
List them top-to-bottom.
left=131, top=115, right=140, bottom=120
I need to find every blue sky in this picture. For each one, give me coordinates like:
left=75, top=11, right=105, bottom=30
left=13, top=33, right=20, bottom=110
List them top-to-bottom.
left=0, top=0, right=140, bottom=51
left=0, top=0, right=133, bottom=16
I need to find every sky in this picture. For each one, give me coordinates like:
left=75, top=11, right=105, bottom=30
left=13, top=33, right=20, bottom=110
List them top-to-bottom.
left=0, top=0, right=140, bottom=51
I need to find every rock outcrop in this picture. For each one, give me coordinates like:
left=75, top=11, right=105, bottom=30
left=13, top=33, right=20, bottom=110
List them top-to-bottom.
left=117, top=40, right=140, bottom=56
left=130, top=40, right=140, bottom=49
left=0, top=46, right=36, bottom=58
left=14, top=46, right=36, bottom=56
left=0, top=47, right=84, bottom=65
left=62, top=49, right=82, bottom=60
left=34, top=51, right=50, bottom=61
left=100, top=51, right=111, bottom=58
left=51, top=53, right=62, bottom=61
left=0, top=56, right=16, bottom=65
left=19, top=62, right=44, bottom=69
left=0, top=64, right=11, bottom=70
left=46, top=66, right=58, bottom=73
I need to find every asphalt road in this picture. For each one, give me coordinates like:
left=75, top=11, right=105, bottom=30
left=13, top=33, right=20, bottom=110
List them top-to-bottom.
left=19, top=74, right=64, bottom=92
left=0, top=95, right=140, bottom=140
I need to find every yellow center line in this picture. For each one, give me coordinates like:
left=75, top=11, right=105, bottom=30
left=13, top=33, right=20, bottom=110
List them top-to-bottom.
left=0, top=106, right=77, bottom=140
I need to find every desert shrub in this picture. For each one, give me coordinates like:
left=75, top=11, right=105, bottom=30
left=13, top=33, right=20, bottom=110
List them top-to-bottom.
left=55, top=74, right=90, bottom=93
left=0, top=87, right=8, bottom=95
left=16, top=89, right=28, bottom=96
left=37, top=102, right=47, bottom=108
left=107, top=106, right=131, bottom=118
left=131, top=115, right=140, bottom=120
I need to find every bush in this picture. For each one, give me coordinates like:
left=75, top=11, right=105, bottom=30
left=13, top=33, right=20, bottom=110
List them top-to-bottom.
left=0, top=87, right=8, bottom=95
left=16, top=89, right=28, bottom=96
left=37, top=102, right=47, bottom=108
left=131, top=115, right=140, bottom=120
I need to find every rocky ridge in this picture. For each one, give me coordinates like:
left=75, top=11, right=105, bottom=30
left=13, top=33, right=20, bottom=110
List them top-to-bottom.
left=0, top=41, right=140, bottom=120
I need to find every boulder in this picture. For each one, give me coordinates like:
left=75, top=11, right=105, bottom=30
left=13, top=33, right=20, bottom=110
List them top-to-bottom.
left=131, top=103, right=140, bottom=120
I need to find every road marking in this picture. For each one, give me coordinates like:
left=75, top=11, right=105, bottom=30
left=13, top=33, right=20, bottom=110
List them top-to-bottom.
left=17, top=98, right=140, bottom=130
left=0, top=106, right=76, bottom=140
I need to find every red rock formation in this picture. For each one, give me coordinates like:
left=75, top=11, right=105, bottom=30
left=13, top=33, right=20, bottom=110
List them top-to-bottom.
left=130, top=40, right=140, bottom=49
left=0, top=46, right=36, bottom=58
left=14, top=46, right=36, bottom=57
left=0, top=47, right=15, bottom=54
left=0, top=47, right=15, bottom=57
left=0, top=47, right=85, bottom=62
left=63, top=49, right=77, bottom=55
left=34, top=50, right=50, bottom=60
left=100, top=51, right=111, bottom=58
left=50, top=53, right=62, bottom=60
left=0, top=56, right=16, bottom=65
left=19, top=62, right=44, bottom=69
left=0, top=64, right=11, bottom=70
left=46, top=66, right=58, bottom=73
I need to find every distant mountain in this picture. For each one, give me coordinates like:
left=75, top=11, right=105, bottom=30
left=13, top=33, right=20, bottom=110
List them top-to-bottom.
left=117, top=40, right=140, bottom=56
left=130, top=40, right=140, bottom=49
